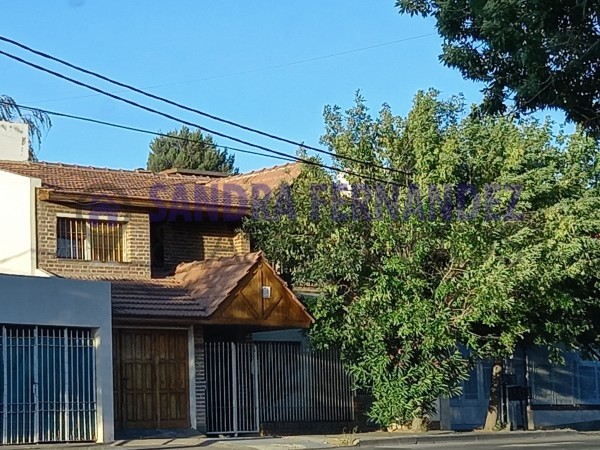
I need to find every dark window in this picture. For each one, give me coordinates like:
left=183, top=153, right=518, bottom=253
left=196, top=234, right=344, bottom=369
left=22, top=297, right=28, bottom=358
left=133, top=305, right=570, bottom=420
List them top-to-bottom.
left=57, top=217, right=126, bottom=262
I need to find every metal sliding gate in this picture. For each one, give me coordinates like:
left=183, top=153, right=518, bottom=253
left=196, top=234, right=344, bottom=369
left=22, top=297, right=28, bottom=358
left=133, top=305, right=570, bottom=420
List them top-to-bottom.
left=0, top=326, right=97, bottom=445
left=205, top=341, right=354, bottom=435
left=256, top=343, right=354, bottom=424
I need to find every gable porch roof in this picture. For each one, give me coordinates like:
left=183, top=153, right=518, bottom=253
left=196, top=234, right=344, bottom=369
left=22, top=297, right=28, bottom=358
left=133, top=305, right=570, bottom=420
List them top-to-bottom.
left=111, top=252, right=313, bottom=329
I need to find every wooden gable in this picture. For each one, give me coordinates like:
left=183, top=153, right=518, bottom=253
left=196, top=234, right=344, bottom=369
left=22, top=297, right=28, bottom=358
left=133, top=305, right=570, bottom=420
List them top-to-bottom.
left=210, top=260, right=313, bottom=328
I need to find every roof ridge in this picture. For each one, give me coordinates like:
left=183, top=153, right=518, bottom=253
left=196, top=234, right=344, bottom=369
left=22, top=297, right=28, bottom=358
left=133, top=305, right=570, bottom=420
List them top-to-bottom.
left=1, top=160, right=299, bottom=180
left=3, top=160, right=215, bottom=179
left=25, top=160, right=143, bottom=174
left=0, top=161, right=301, bottom=209
left=223, top=162, right=299, bottom=181
left=205, top=251, right=261, bottom=263
left=174, top=252, right=261, bottom=275
left=111, top=278, right=182, bottom=286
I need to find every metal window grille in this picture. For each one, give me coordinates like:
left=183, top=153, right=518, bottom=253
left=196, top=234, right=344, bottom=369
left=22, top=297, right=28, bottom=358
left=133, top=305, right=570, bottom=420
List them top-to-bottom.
left=57, top=218, right=126, bottom=262
left=0, top=326, right=96, bottom=445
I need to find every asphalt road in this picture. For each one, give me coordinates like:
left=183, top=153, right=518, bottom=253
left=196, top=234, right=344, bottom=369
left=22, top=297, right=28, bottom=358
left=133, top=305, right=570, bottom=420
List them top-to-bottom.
left=362, top=434, right=600, bottom=449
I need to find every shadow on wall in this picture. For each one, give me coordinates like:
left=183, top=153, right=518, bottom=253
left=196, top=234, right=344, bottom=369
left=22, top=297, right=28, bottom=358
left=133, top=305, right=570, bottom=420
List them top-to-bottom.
left=0, top=250, right=31, bottom=264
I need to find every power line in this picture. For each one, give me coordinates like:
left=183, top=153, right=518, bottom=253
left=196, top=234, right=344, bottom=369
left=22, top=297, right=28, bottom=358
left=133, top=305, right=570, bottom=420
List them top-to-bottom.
left=22, top=33, right=435, bottom=104
left=0, top=35, right=412, bottom=177
left=0, top=49, right=327, bottom=172
left=0, top=73, right=402, bottom=187
left=0, top=100, right=297, bottom=163
left=0, top=100, right=374, bottom=189
left=2, top=101, right=297, bottom=196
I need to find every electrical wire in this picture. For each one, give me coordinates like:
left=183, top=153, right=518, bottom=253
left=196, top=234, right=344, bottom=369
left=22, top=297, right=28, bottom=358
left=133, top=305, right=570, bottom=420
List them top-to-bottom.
left=23, top=33, right=436, bottom=105
left=0, top=35, right=412, bottom=176
left=0, top=86, right=403, bottom=187
left=0, top=100, right=297, bottom=163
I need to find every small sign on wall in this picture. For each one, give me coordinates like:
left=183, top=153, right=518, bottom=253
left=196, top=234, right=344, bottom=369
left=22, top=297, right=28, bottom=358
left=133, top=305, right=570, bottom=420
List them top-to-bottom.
left=262, top=286, right=271, bottom=299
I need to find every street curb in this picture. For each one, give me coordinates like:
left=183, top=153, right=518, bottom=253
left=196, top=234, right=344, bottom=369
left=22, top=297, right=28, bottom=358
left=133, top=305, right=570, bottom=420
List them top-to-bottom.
left=320, top=429, right=583, bottom=448
left=3, top=430, right=589, bottom=450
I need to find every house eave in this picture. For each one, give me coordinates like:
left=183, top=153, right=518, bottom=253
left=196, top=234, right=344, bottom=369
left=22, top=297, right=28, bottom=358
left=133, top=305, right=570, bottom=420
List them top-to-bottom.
left=38, top=188, right=252, bottom=216
left=111, top=314, right=312, bottom=329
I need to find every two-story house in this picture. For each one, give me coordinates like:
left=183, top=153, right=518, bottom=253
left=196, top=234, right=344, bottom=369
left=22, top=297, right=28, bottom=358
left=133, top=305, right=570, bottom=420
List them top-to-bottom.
left=0, top=121, right=333, bottom=444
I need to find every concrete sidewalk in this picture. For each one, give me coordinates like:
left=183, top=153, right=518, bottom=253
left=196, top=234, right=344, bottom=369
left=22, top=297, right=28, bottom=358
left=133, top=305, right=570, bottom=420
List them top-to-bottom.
left=3, top=429, right=594, bottom=450
left=192, top=430, right=592, bottom=449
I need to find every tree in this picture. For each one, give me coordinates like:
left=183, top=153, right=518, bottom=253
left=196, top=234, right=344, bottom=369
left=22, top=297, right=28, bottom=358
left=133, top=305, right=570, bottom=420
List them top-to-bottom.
left=396, top=0, right=600, bottom=137
left=245, top=90, right=600, bottom=429
left=0, top=95, right=51, bottom=160
left=147, top=126, right=238, bottom=174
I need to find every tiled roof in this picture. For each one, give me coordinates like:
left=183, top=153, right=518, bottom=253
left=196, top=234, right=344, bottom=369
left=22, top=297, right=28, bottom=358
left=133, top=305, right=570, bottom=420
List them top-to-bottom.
left=0, top=160, right=301, bottom=209
left=111, top=252, right=262, bottom=318
left=110, top=278, right=203, bottom=317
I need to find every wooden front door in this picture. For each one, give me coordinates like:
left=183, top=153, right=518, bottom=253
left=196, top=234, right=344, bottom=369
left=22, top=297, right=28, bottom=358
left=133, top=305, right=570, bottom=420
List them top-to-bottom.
left=113, top=329, right=190, bottom=430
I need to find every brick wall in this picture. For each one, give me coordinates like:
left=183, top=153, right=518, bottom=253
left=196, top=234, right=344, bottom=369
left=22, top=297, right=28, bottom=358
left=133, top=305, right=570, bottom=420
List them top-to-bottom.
left=37, top=195, right=250, bottom=279
left=36, top=197, right=151, bottom=279
left=161, top=220, right=250, bottom=269
left=233, top=231, right=251, bottom=254
left=194, top=326, right=207, bottom=434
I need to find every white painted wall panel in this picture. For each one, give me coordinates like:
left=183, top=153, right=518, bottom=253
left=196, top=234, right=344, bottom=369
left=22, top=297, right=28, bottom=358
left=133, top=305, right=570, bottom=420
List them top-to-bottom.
left=0, top=170, right=40, bottom=276
left=0, top=274, right=113, bottom=443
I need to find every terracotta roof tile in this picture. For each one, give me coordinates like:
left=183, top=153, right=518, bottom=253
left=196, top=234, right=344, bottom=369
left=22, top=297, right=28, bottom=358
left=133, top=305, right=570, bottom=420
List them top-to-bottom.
left=0, top=160, right=301, bottom=209
left=111, top=252, right=262, bottom=319
left=111, top=278, right=207, bottom=317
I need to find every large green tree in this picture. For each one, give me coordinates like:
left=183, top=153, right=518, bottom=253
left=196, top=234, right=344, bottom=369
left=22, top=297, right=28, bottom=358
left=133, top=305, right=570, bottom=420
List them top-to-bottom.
left=396, top=0, right=600, bottom=137
left=245, top=91, right=600, bottom=429
left=0, top=94, right=51, bottom=160
left=147, top=126, right=237, bottom=174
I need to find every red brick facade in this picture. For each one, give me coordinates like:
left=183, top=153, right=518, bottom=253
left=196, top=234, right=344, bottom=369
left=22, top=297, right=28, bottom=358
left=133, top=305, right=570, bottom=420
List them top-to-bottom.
left=36, top=193, right=251, bottom=280
left=36, top=196, right=152, bottom=279
left=161, top=221, right=250, bottom=269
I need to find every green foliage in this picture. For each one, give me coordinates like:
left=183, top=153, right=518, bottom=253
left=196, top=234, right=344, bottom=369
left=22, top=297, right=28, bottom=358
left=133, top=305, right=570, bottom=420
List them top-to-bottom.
left=396, top=0, right=600, bottom=137
left=245, top=90, right=600, bottom=427
left=0, top=95, right=51, bottom=160
left=147, top=126, right=237, bottom=174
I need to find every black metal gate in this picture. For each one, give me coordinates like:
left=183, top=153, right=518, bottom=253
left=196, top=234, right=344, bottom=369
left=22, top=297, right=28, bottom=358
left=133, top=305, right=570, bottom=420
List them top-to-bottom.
left=205, top=341, right=354, bottom=435
left=205, top=342, right=259, bottom=435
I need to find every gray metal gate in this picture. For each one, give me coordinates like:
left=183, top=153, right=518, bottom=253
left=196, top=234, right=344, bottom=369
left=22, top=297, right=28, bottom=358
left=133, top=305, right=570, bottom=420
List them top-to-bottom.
left=0, top=326, right=96, bottom=445
left=205, top=341, right=354, bottom=435
left=205, top=342, right=259, bottom=435
left=257, top=343, right=354, bottom=423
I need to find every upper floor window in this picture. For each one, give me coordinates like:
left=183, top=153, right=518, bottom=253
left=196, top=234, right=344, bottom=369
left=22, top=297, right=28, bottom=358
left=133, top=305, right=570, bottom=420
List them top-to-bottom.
left=57, top=217, right=127, bottom=262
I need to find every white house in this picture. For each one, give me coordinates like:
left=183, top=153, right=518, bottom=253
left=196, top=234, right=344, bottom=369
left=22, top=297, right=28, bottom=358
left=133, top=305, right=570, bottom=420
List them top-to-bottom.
left=0, top=122, right=114, bottom=444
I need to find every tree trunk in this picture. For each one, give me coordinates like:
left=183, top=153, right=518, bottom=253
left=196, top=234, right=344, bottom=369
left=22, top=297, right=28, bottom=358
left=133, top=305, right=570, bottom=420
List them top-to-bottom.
left=484, top=360, right=504, bottom=431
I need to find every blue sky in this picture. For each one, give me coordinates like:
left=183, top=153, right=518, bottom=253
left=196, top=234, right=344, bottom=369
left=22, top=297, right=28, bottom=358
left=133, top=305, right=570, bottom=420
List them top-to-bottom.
left=0, top=1, right=559, bottom=172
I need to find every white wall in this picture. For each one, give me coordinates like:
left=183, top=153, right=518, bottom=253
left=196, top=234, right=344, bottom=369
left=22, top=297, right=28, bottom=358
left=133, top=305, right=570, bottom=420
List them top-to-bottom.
left=0, top=121, right=29, bottom=161
left=0, top=170, right=40, bottom=276
left=0, top=274, right=114, bottom=443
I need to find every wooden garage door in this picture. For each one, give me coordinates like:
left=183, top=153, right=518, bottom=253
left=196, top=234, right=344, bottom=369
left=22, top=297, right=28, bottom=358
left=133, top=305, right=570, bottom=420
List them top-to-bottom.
left=113, top=329, right=189, bottom=430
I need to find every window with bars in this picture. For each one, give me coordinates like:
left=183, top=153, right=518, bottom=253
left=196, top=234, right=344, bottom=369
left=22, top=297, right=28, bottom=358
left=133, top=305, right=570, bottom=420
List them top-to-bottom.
left=57, top=217, right=127, bottom=262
